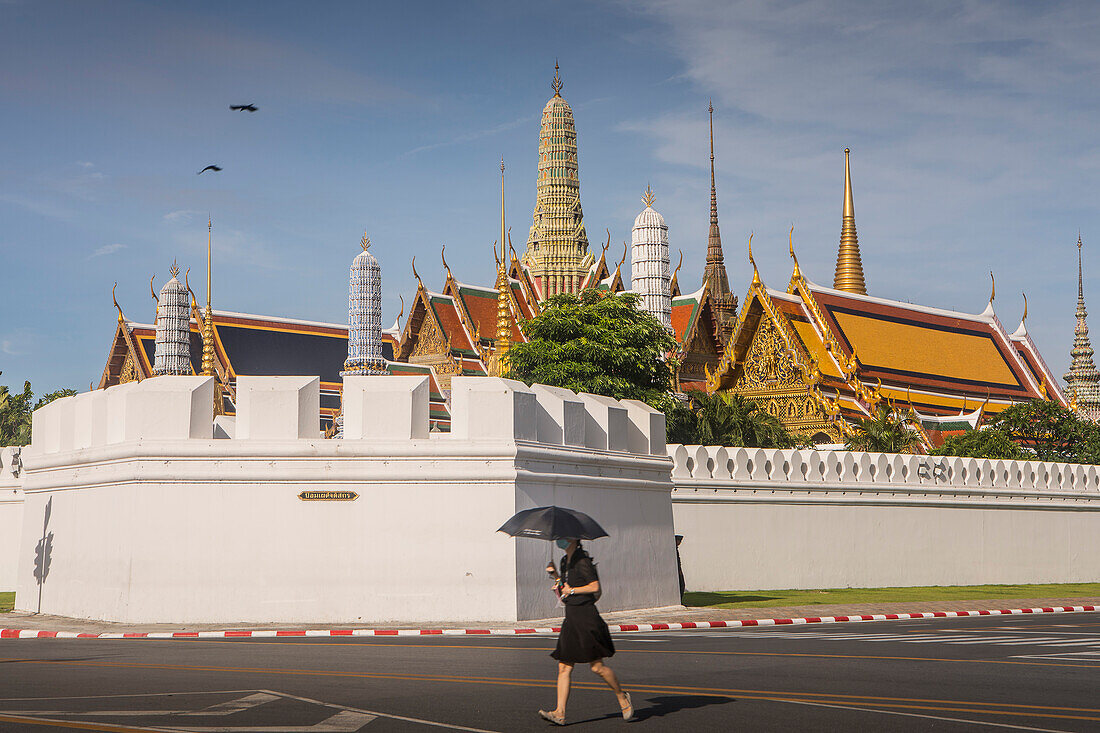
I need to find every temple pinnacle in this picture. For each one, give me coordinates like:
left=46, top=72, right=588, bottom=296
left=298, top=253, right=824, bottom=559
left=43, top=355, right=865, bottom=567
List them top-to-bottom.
left=551, top=60, right=563, bottom=96
left=703, top=100, right=736, bottom=338
left=833, top=148, right=867, bottom=295
left=1064, top=233, right=1100, bottom=420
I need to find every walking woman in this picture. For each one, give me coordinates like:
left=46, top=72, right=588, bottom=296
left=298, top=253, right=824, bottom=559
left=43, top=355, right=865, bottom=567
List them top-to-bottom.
left=539, top=538, right=634, bottom=725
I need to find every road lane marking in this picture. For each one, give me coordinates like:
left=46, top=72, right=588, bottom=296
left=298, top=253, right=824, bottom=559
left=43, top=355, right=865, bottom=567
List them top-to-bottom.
left=182, top=692, right=280, bottom=715
left=775, top=698, right=1074, bottom=732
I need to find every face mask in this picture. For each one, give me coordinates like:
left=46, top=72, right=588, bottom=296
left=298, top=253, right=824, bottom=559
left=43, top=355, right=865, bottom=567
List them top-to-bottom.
left=555, top=539, right=572, bottom=550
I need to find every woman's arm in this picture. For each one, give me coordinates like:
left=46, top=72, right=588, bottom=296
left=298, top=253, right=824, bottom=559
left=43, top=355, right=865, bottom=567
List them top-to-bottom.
left=561, top=580, right=599, bottom=596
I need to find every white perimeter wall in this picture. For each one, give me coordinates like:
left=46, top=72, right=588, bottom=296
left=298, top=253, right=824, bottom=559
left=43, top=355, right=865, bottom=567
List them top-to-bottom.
left=13, top=376, right=678, bottom=624
left=670, top=445, right=1100, bottom=591
left=0, top=447, right=22, bottom=593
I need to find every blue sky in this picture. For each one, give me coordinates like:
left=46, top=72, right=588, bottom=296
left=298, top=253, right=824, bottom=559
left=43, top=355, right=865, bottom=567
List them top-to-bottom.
left=2, top=1, right=1098, bottom=394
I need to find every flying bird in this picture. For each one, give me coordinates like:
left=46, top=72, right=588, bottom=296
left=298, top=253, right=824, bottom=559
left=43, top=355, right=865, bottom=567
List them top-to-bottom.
left=230, top=104, right=258, bottom=112
left=197, top=165, right=222, bottom=175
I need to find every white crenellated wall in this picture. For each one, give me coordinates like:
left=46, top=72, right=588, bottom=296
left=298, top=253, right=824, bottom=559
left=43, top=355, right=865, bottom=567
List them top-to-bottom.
left=12, top=376, right=678, bottom=624
left=668, top=444, right=1100, bottom=591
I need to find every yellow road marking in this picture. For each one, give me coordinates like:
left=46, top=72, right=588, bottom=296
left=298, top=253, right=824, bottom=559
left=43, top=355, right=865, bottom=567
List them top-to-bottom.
left=0, top=713, right=162, bottom=732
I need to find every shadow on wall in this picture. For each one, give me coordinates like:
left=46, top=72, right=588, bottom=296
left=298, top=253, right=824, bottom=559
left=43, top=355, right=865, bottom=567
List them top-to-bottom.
left=33, top=497, right=52, bottom=614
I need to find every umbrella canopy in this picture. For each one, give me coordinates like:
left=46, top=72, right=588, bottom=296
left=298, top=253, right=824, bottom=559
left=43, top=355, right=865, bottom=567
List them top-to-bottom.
left=497, top=506, right=609, bottom=541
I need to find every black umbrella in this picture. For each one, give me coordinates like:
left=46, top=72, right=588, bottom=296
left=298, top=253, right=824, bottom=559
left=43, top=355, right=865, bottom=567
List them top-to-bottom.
left=497, top=506, right=609, bottom=541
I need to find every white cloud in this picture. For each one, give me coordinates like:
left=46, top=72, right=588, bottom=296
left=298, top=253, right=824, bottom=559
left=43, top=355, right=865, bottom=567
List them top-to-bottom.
left=76, top=161, right=94, bottom=168
left=163, top=209, right=201, bottom=223
left=89, top=243, right=126, bottom=258
left=1, top=340, right=25, bottom=356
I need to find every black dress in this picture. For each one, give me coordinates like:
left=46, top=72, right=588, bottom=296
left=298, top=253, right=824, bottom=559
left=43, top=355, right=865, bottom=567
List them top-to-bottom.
left=551, top=549, right=616, bottom=663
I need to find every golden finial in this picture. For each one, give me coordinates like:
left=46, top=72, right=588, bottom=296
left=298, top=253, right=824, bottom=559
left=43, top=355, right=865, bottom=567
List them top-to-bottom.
left=551, top=60, right=563, bottom=96
left=499, top=156, right=507, bottom=269
left=642, top=184, right=655, bottom=209
left=788, top=224, right=801, bottom=278
left=602, top=229, right=610, bottom=257
left=748, top=232, right=760, bottom=285
left=361, top=233, right=371, bottom=251
left=492, top=240, right=500, bottom=268
left=616, top=240, right=628, bottom=271
left=441, top=244, right=453, bottom=281
left=672, top=249, right=683, bottom=281
left=411, top=256, right=423, bottom=289
left=170, top=261, right=180, bottom=279
left=184, top=268, right=196, bottom=307
left=989, top=271, right=995, bottom=303
left=150, top=274, right=159, bottom=304
left=112, top=282, right=124, bottom=323
left=1022, top=292, right=1028, bottom=324
left=397, top=294, right=405, bottom=321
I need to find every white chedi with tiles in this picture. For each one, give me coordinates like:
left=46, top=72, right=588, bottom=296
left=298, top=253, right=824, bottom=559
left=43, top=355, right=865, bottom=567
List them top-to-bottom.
left=631, top=187, right=672, bottom=331
left=344, top=234, right=386, bottom=375
left=153, top=263, right=192, bottom=376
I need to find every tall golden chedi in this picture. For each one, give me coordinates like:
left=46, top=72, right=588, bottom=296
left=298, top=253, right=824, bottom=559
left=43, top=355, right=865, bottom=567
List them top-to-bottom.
left=522, top=63, right=594, bottom=297
left=833, top=148, right=867, bottom=294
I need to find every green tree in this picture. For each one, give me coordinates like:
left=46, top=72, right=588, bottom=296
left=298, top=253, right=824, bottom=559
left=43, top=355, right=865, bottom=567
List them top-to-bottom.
left=505, top=289, right=679, bottom=409
left=0, top=380, right=76, bottom=447
left=666, top=391, right=795, bottom=448
left=987, top=399, right=1094, bottom=463
left=845, top=403, right=922, bottom=453
left=930, top=428, right=1028, bottom=460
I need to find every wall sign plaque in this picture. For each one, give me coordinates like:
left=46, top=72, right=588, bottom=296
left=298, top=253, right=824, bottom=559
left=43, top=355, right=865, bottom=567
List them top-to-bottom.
left=298, top=490, right=359, bottom=501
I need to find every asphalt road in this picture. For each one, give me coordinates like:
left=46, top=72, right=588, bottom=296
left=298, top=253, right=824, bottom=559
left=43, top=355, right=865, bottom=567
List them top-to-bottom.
left=1, top=612, right=1098, bottom=732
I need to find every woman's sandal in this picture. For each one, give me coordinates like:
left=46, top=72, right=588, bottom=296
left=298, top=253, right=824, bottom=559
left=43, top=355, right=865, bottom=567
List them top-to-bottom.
left=620, top=692, right=634, bottom=721
left=539, top=709, right=566, bottom=726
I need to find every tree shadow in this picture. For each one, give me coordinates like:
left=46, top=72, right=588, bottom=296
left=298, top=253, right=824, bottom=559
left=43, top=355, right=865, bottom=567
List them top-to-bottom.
left=683, top=591, right=780, bottom=607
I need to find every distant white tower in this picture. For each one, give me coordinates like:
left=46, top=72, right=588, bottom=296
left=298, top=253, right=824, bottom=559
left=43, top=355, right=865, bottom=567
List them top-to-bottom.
left=631, top=186, right=672, bottom=331
left=343, top=233, right=386, bottom=376
left=153, top=262, right=192, bottom=375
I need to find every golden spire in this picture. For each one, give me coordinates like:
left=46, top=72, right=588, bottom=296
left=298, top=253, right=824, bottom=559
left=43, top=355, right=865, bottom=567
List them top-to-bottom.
left=551, top=60, right=563, bottom=96
left=833, top=148, right=867, bottom=294
left=489, top=157, right=511, bottom=376
left=642, top=184, right=655, bottom=208
left=201, top=218, right=216, bottom=377
left=360, top=233, right=371, bottom=251
left=989, top=271, right=996, bottom=303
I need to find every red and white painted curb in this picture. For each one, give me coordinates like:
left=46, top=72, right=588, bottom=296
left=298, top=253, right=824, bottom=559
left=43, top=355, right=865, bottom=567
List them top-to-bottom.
left=2, top=605, right=1095, bottom=640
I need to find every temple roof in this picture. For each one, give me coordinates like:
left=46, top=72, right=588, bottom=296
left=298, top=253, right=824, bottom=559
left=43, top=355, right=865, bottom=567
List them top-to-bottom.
left=712, top=263, right=1065, bottom=427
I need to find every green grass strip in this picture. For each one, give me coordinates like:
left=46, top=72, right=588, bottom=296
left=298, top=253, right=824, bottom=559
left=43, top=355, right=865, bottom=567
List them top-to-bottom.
left=683, top=583, right=1100, bottom=609
left=0, top=592, right=13, bottom=613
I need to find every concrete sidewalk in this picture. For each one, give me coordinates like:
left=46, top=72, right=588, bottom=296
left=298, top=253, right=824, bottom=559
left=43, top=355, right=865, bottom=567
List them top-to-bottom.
left=2, top=596, right=1098, bottom=635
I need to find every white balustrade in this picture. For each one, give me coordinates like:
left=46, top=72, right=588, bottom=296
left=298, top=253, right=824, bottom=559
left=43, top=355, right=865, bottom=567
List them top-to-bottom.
left=666, top=444, right=1100, bottom=497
